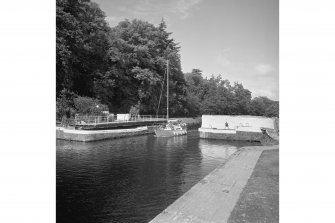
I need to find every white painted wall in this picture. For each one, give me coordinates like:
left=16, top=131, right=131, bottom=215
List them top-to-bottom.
left=117, top=114, right=130, bottom=121
left=201, top=115, right=275, bottom=130
left=198, top=128, right=237, bottom=134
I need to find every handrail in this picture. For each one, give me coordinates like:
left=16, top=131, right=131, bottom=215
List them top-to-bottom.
left=74, top=115, right=167, bottom=125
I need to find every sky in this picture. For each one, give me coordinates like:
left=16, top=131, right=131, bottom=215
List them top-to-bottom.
left=93, top=0, right=279, bottom=100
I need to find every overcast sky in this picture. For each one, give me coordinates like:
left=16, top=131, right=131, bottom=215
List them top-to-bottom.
left=93, top=0, right=279, bottom=100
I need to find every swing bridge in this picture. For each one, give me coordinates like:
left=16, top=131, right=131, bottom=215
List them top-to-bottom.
left=74, top=115, right=167, bottom=130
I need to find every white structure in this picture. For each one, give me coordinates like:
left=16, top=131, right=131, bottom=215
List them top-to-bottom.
left=116, top=114, right=131, bottom=121
left=199, top=115, right=276, bottom=141
left=200, top=115, right=275, bottom=132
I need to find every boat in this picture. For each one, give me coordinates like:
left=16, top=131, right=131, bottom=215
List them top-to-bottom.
left=154, top=60, right=187, bottom=137
left=154, top=119, right=187, bottom=137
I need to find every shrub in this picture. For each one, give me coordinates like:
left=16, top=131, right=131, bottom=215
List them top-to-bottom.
left=73, top=96, right=109, bottom=116
left=129, top=104, right=140, bottom=118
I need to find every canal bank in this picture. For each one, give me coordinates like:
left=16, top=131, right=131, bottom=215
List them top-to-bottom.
left=150, top=145, right=279, bottom=223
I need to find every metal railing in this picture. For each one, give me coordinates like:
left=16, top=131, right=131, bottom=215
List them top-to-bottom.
left=74, top=115, right=167, bottom=125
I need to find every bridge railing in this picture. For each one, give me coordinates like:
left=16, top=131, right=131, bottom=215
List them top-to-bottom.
left=75, top=115, right=167, bottom=125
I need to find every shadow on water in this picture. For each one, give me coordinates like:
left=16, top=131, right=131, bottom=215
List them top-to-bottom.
left=56, top=131, right=261, bottom=223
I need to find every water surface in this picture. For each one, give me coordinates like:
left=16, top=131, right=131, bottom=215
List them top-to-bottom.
left=57, top=131, right=260, bottom=223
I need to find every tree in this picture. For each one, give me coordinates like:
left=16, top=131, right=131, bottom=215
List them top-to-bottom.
left=56, top=0, right=111, bottom=96
left=107, top=19, right=187, bottom=116
left=183, top=69, right=205, bottom=116
left=184, top=72, right=255, bottom=116
left=230, top=83, right=252, bottom=115
left=56, top=89, right=77, bottom=125
left=249, top=96, right=279, bottom=117
left=264, top=101, right=279, bottom=117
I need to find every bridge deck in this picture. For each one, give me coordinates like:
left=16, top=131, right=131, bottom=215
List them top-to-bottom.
left=75, top=119, right=167, bottom=130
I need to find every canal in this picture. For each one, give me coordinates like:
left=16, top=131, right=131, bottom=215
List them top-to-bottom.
left=57, top=131, right=261, bottom=223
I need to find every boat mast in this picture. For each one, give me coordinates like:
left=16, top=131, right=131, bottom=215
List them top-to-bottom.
left=166, top=59, right=169, bottom=120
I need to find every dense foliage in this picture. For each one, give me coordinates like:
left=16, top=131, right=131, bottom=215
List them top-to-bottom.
left=56, top=0, right=279, bottom=120
left=56, top=0, right=111, bottom=97
left=105, top=19, right=186, bottom=115
left=184, top=69, right=278, bottom=117
left=56, top=89, right=108, bottom=122
left=249, top=96, right=279, bottom=117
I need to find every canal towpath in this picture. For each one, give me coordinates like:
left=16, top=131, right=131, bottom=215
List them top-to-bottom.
left=150, top=145, right=279, bottom=223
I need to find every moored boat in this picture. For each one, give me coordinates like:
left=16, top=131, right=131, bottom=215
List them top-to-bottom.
left=154, top=60, right=187, bottom=137
left=154, top=120, right=187, bottom=137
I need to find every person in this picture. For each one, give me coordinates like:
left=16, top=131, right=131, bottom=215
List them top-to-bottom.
left=225, top=121, right=229, bottom=129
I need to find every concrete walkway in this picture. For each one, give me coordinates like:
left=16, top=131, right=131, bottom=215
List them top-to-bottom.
left=150, top=145, right=278, bottom=223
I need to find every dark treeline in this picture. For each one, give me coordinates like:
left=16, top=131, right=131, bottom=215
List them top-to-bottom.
left=56, top=0, right=278, bottom=121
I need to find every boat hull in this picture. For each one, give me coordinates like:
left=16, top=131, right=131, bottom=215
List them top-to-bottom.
left=154, top=129, right=187, bottom=137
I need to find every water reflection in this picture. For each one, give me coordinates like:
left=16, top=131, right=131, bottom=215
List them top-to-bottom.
left=57, top=132, right=260, bottom=223
left=199, top=140, right=237, bottom=160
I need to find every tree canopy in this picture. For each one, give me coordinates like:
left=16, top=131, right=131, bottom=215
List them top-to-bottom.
left=56, top=0, right=279, bottom=120
left=56, top=0, right=111, bottom=96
